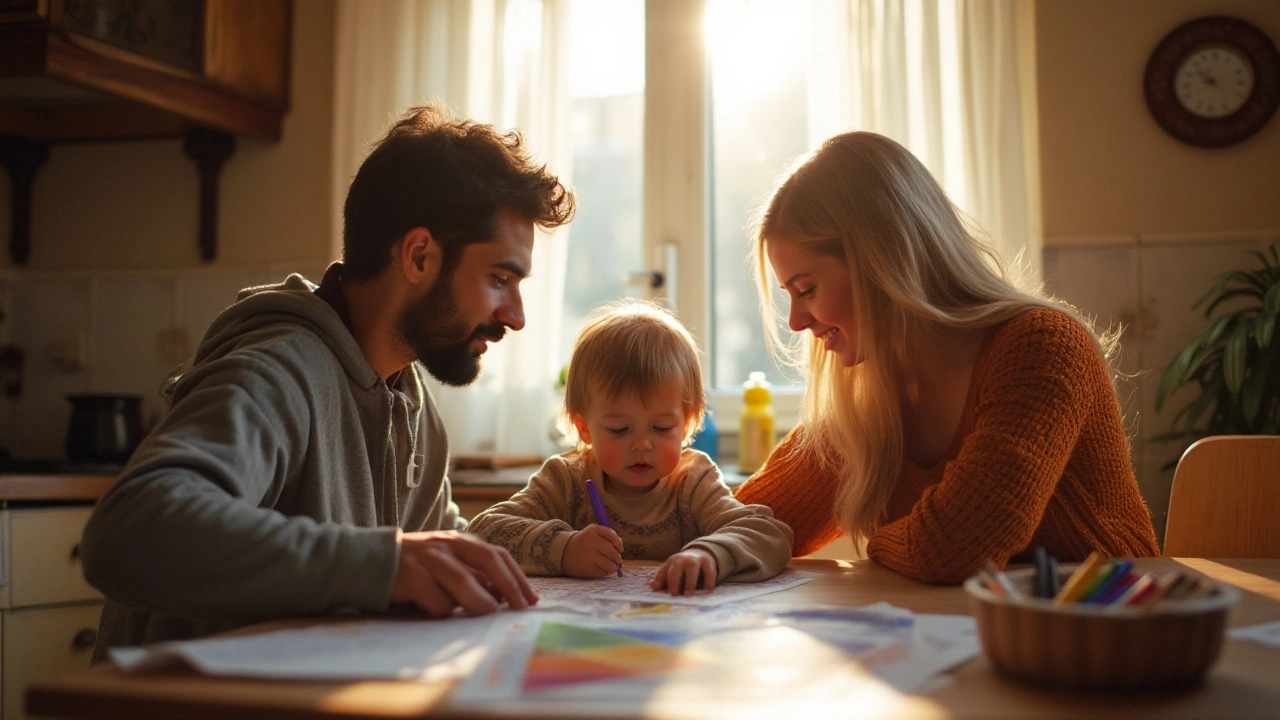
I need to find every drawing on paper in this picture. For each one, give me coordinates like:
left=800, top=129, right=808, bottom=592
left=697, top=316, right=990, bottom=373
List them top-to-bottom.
left=522, top=621, right=706, bottom=693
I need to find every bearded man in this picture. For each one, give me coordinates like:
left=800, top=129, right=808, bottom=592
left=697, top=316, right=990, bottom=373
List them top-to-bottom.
left=81, top=104, right=576, bottom=660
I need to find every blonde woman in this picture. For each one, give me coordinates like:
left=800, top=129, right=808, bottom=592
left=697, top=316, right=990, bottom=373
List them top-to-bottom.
left=735, top=132, right=1158, bottom=584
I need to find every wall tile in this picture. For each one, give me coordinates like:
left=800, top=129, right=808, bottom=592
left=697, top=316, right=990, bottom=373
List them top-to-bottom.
left=1136, top=238, right=1269, bottom=542
left=1137, top=240, right=1268, bottom=437
left=1042, top=244, right=1142, bottom=415
left=179, top=272, right=276, bottom=353
left=92, top=276, right=175, bottom=431
left=7, top=277, right=91, bottom=459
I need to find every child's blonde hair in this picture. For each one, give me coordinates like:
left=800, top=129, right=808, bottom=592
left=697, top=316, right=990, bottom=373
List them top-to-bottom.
left=561, top=300, right=706, bottom=446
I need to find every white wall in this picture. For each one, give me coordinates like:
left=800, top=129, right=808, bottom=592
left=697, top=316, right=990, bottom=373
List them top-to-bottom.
left=1035, top=0, right=1280, bottom=540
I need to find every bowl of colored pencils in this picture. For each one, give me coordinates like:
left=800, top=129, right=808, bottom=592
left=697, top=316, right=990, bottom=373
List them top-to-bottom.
left=964, top=550, right=1240, bottom=690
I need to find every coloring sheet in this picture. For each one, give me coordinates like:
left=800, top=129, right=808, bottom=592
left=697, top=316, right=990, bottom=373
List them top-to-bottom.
left=527, top=566, right=817, bottom=607
left=450, top=602, right=980, bottom=717
left=1228, top=620, right=1280, bottom=649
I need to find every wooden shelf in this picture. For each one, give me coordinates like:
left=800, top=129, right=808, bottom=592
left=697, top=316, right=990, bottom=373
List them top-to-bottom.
left=0, top=0, right=292, bottom=263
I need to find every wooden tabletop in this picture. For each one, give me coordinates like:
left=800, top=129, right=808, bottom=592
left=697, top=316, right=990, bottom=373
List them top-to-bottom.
left=26, top=558, right=1280, bottom=720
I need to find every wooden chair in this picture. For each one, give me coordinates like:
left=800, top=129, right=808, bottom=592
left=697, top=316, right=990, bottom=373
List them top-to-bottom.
left=1163, top=435, right=1280, bottom=558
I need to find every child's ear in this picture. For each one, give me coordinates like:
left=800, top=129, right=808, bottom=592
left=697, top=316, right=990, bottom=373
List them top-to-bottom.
left=572, top=413, right=592, bottom=445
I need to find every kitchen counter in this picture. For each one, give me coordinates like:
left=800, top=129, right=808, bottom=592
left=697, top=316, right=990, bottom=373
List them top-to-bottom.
left=0, top=464, right=749, bottom=505
left=0, top=467, right=532, bottom=506
left=0, top=470, right=525, bottom=505
left=0, top=473, right=115, bottom=503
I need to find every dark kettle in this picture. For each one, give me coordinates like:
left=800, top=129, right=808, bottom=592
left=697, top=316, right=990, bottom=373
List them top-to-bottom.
left=65, top=394, right=144, bottom=465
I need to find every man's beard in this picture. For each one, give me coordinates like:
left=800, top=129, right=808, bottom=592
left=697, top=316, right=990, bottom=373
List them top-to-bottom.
left=397, top=276, right=506, bottom=387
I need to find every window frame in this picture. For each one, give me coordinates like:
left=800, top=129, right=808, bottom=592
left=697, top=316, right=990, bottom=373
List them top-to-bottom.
left=643, top=0, right=801, bottom=440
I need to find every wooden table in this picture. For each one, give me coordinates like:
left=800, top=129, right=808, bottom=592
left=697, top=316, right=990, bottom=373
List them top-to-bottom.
left=26, top=558, right=1280, bottom=719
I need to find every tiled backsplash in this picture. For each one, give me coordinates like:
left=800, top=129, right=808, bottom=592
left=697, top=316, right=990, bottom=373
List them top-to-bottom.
left=1043, top=231, right=1278, bottom=542
left=0, top=266, right=326, bottom=461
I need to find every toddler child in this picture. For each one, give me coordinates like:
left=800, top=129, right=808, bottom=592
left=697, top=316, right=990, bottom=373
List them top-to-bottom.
left=467, top=300, right=793, bottom=595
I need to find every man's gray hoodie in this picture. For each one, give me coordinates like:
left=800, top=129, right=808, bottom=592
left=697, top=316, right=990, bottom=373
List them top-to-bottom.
left=81, top=273, right=465, bottom=660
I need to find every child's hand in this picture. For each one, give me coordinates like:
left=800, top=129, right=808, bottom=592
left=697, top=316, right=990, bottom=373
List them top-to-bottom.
left=562, top=524, right=624, bottom=578
left=651, top=549, right=718, bottom=595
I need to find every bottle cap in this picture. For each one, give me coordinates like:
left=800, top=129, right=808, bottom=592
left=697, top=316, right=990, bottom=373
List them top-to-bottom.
left=743, top=371, right=771, bottom=405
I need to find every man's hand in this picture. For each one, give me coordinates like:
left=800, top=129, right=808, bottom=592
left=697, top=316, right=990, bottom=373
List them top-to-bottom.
left=561, top=525, right=624, bottom=578
left=390, top=530, right=538, bottom=618
left=651, top=549, right=718, bottom=595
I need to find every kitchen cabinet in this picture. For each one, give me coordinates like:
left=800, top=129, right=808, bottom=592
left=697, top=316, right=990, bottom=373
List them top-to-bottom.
left=0, top=0, right=294, bottom=263
left=0, top=0, right=292, bottom=143
left=1, top=505, right=102, bottom=720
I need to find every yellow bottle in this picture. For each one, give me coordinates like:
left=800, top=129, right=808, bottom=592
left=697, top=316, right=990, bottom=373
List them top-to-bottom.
left=738, top=371, right=777, bottom=474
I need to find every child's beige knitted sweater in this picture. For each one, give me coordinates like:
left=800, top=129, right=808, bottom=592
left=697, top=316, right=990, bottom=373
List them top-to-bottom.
left=467, top=448, right=793, bottom=580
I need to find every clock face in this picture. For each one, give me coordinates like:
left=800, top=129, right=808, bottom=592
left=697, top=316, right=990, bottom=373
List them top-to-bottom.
left=1143, top=16, right=1280, bottom=147
left=1175, top=45, right=1255, bottom=118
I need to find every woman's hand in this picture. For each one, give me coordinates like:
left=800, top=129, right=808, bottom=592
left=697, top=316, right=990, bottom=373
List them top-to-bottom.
left=562, top=524, right=624, bottom=578
left=651, top=549, right=718, bottom=595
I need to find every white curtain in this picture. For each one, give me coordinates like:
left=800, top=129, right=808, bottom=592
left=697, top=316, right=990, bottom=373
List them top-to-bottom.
left=330, top=0, right=1033, bottom=454
left=333, top=0, right=572, bottom=456
left=808, top=0, right=1035, bottom=279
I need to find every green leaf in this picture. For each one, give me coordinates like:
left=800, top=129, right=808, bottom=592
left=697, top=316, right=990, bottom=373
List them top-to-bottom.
left=1251, top=249, right=1274, bottom=271
left=1240, top=267, right=1274, bottom=295
left=1193, top=271, right=1238, bottom=309
left=1265, top=283, right=1280, bottom=314
left=1204, top=287, right=1264, bottom=316
left=1256, top=311, right=1276, bottom=349
left=1199, top=313, right=1234, bottom=349
left=1179, top=322, right=1232, bottom=386
left=1223, top=322, right=1249, bottom=394
left=1157, top=341, right=1203, bottom=410
left=1241, top=365, right=1266, bottom=426
left=1173, top=370, right=1223, bottom=435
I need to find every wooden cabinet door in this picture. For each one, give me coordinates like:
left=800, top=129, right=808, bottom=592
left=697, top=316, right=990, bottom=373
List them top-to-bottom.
left=9, top=507, right=100, bottom=607
left=2, top=603, right=103, bottom=720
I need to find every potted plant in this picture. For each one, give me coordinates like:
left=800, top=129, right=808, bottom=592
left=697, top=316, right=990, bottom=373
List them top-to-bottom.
left=1154, top=244, right=1280, bottom=443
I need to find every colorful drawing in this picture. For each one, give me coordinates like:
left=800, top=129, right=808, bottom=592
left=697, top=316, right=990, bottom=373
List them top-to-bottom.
left=521, top=621, right=704, bottom=693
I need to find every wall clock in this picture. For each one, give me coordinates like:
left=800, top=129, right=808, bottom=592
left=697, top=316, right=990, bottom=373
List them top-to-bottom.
left=1143, top=16, right=1280, bottom=147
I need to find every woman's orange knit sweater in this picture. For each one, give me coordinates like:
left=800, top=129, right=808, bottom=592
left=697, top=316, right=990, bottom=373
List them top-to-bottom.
left=735, top=308, right=1160, bottom=584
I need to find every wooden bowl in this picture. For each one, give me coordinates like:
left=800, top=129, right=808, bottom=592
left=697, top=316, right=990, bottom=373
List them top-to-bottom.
left=965, top=566, right=1240, bottom=690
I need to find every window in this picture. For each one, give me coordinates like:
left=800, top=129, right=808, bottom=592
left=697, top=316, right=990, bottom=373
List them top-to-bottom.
left=333, top=0, right=1024, bottom=455
left=560, top=0, right=1010, bottom=429
left=561, top=0, right=646, bottom=361
left=562, top=0, right=815, bottom=427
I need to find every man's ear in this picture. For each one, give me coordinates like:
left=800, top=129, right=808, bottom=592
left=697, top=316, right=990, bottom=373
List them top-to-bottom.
left=397, top=227, right=443, bottom=287
left=572, top=413, right=592, bottom=445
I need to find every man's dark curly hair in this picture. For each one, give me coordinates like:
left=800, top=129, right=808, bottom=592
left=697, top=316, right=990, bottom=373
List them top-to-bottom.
left=341, top=103, right=576, bottom=281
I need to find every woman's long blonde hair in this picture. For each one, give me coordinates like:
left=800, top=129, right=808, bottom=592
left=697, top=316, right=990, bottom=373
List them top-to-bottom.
left=751, top=131, right=1115, bottom=544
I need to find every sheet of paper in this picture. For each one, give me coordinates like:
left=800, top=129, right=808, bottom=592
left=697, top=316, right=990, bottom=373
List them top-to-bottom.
left=527, top=566, right=817, bottom=607
left=106, top=584, right=976, bottom=716
left=449, top=602, right=980, bottom=716
left=111, top=615, right=496, bottom=681
left=1228, top=620, right=1280, bottom=649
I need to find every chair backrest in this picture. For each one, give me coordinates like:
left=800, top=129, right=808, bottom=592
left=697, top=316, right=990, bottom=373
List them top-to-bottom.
left=1163, top=435, right=1280, bottom=558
